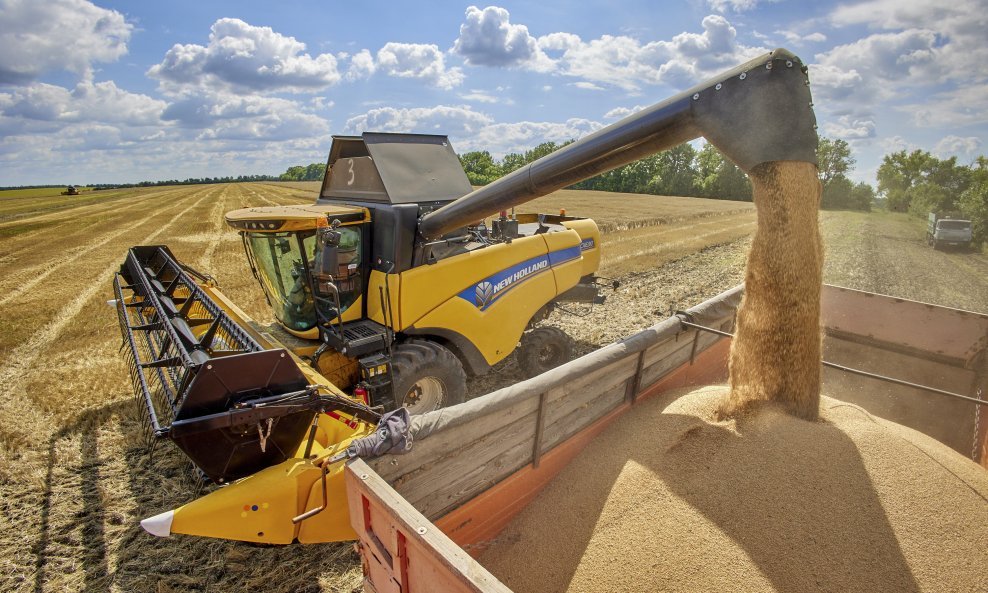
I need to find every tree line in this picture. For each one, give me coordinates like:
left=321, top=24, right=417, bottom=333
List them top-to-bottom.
left=878, top=151, right=988, bottom=244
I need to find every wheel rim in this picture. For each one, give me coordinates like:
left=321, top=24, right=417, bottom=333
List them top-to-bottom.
left=536, top=342, right=564, bottom=368
left=402, top=377, right=445, bottom=414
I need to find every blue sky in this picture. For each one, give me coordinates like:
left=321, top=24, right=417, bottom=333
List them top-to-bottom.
left=1, top=0, right=986, bottom=186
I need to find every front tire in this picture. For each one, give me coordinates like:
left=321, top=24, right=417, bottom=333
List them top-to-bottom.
left=518, top=327, right=573, bottom=379
left=391, top=340, right=466, bottom=414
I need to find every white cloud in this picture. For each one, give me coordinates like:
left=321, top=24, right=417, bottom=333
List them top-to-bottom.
left=0, top=0, right=131, bottom=83
left=707, top=0, right=760, bottom=12
left=827, top=0, right=988, bottom=85
left=452, top=5, right=554, bottom=72
left=537, top=15, right=765, bottom=91
left=148, top=18, right=341, bottom=94
left=811, top=29, right=939, bottom=102
left=776, top=30, right=827, bottom=45
left=376, top=43, right=464, bottom=90
left=345, top=49, right=377, bottom=81
left=0, top=81, right=164, bottom=130
left=571, top=81, right=605, bottom=91
left=905, top=84, right=988, bottom=128
left=458, top=90, right=510, bottom=104
left=161, top=93, right=328, bottom=141
left=342, top=104, right=604, bottom=158
left=343, top=105, right=492, bottom=136
left=604, top=105, right=645, bottom=119
left=821, top=115, right=877, bottom=140
left=467, top=119, right=603, bottom=157
left=879, top=135, right=917, bottom=153
left=934, top=135, right=982, bottom=159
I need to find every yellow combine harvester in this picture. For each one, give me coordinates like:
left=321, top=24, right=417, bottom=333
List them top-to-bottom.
left=114, top=48, right=817, bottom=545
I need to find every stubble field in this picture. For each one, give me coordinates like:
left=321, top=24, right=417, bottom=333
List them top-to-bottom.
left=1, top=182, right=986, bottom=592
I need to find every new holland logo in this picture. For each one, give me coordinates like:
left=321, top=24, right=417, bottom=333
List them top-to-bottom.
left=475, top=281, right=495, bottom=308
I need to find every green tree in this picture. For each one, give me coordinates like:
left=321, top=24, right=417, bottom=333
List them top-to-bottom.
left=817, top=137, right=855, bottom=187
left=694, top=143, right=751, bottom=201
left=651, top=144, right=697, bottom=196
left=877, top=149, right=971, bottom=214
left=459, top=151, right=501, bottom=185
left=958, top=156, right=988, bottom=246
left=304, top=163, right=325, bottom=181
left=280, top=165, right=307, bottom=181
left=849, top=182, right=875, bottom=212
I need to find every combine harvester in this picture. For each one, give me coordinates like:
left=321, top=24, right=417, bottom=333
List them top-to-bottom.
left=113, top=47, right=988, bottom=576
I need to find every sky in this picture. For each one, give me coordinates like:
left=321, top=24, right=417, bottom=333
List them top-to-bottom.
left=1, top=0, right=986, bottom=186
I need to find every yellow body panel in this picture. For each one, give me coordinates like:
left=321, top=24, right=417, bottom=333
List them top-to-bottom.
left=563, top=218, right=602, bottom=277
left=398, top=229, right=586, bottom=365
left=398, top=235, right=548, bottom=328
left=366, top=270, right=401, bottom=328
left=167, top=413, right=371, bottom=544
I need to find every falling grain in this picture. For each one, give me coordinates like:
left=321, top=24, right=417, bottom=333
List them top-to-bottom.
left=721, top=160, right=824, bottom=420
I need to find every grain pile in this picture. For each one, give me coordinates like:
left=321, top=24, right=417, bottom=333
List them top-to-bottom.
left=722, top=161, right=824, bottom=421
left=480, top=385, right=988, bottom=593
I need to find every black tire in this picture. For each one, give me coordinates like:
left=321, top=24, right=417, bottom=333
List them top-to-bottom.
left=517, top=327, right=573, bottom=379
left=391, top=340, right=466, bottom=414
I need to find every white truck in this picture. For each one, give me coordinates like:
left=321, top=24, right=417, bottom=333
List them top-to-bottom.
left=927, top=212, right=973, bottom=250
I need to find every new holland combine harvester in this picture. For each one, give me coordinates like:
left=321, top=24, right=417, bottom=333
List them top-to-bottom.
left=113, top=49, right=816, bottom=543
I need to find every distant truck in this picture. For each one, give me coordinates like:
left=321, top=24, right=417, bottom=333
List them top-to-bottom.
left=927, top=212, right=972, bottom=250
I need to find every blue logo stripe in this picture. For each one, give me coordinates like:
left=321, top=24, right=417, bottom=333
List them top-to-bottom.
left=457, top=245, right=583, bottom=311
left=548, top=245, right=581, bottom=266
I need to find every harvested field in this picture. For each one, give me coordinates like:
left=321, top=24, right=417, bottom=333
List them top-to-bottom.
left=1, top=182, right=987, bottom=592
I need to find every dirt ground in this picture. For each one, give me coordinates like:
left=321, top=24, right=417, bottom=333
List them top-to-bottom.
left=1, top=183, right=987, bottom=593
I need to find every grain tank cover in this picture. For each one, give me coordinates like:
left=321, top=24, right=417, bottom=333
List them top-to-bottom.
left=319, top=132, right=473, bottom=205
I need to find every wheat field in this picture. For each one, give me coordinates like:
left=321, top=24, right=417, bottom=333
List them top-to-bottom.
left=0, top=182, right=758, bottom=592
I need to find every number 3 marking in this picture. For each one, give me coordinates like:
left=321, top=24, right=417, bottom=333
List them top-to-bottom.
left=347, top=159, right=355, bottom=185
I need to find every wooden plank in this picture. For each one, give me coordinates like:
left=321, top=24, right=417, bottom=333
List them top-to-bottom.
left=640, top=328, right=722, bottom=389
left=625, top=350, right=646, bottom=404
left=371, top=354, right=637, bottom=482
left=399, top=379, right=627, bottom=517
left=540, top=382, right=627, bottom=453
left=408, top=383, right=628, bottom=519
left=532, top=391, right=549, bottom=468
left=369, top=395, right=541, bottom=481
left=436, top=401, right=633, bottom=554
left=389, top=407, right=541, bottom=510
left=346, top=459, right=512, bottom=593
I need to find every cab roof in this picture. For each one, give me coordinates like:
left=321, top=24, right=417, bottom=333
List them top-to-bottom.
left=225, top=204, right=368, bottom=232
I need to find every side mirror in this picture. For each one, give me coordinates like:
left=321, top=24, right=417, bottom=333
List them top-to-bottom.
left=315, top=228, right=340, bottom=279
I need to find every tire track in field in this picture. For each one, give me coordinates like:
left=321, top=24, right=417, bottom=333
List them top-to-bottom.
left=195, top=184, right=234, bottom=271
left=0, top=186, right=188, bottom=230
left=0, top=187, right=216, bottom=307
left=0, top=187, right=190, bottom=257
left=0, top=191, right=215, bottom=451
left=602, top=211, right=755, bottom=249
left=604, top=219, right=757, bottom=267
